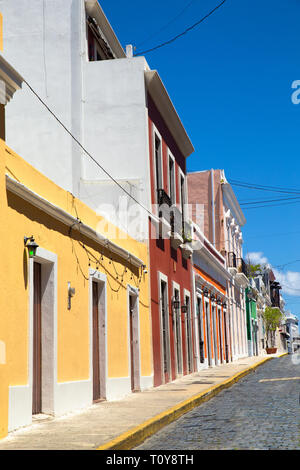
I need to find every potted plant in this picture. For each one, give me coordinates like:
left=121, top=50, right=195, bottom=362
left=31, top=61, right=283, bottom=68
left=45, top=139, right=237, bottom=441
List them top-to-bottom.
left=262, top=306, right=283, bottom=354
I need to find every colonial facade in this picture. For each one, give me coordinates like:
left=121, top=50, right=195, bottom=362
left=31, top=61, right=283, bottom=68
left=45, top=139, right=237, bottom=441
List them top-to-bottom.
left=0, top=0, right=196, bottom=393
left=0, top=10, right=153, bottom=437
left=187, top=169, right=249, bottom=361
left=191, top=223, right=232, bottom=370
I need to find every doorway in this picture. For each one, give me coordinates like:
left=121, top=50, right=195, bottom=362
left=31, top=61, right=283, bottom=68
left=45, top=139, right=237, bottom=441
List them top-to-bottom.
left=32, top=262, right=42, bottom=415
left=92, top=279, right=106, bottom=402
left=160, top=279, right=170, bottom=383
left=129, top=291, right=140, bottom=392
left=185, top=295, right=193, bottom=374
left=197, top=296, right=205, bottom=364
left=205, top=301, right=212, bottom=366
left=218, top=307, right=223, bottom=364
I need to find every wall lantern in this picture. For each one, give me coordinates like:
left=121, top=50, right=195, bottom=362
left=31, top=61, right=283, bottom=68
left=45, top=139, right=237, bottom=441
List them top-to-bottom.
left=24, top=236, right=39, bottom=258
left=68, top=282, right=76, bottom=310
left=203, top=288, right=209, bottom=297
left=210, top=294, right=216, bottom=303
left=172, top=298, right=180, bottom=310
left=217, top=299, right=222, bottom=306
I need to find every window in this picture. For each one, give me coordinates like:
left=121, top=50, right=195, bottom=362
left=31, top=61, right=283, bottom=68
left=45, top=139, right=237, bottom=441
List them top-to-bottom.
left=87, top=17, right=114, bottom=62
left=154, top=133, right=163, bottom=192
left=168, top=153, right=175, bottom=206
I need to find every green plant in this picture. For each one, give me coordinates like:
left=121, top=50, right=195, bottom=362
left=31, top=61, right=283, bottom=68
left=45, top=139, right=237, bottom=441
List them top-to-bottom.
left=247, top=263, right=262, bottom=278
left=262, top=306, right=283, bottom=348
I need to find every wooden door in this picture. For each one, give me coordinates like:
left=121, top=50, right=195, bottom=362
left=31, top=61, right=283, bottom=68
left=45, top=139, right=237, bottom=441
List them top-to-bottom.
left=33, top=262, right=42, bottom=415
left=93, top=281, right=101, bottom=401
left=129, top=295, right=135, bottom=391
left=197, top=297, right=205, bottom=364
left=218, top=308, right=223, bottom=364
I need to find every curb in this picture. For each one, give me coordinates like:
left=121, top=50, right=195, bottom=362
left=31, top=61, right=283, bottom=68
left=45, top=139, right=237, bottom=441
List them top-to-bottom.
left=97, top=355, right=284, bottom=450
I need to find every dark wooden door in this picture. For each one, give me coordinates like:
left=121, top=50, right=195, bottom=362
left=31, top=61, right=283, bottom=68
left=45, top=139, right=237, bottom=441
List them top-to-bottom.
left=33, top=262, right=42, bottom=415
left=161, top=281, right=169, bottom=383
left=93, top=282, right=101, bottom=401
left=129, top=295, right=135, bottom=391
left=186, top=296, right=193, bottom=373
left=197, top=297, right=205, bottom=364
left=218, top=308, right=223, bottom=364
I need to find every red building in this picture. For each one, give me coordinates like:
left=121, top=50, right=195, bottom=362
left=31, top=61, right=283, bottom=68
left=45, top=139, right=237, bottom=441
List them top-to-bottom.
left=147, top=92, right=195, bottom=386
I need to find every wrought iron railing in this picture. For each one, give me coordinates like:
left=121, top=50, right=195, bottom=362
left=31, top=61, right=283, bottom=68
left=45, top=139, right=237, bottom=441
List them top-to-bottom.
left=157, top=189, right=171, bottom=225
left=170, top=205, right=182, bottom=236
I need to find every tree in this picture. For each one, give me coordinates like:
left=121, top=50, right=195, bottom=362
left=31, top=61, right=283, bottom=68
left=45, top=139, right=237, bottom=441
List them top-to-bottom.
left=262, top=307, right=283, bottom=349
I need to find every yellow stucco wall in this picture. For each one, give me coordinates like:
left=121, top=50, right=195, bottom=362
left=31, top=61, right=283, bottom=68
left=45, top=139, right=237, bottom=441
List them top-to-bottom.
left=0, top=13, right=3, bottom=51
left=0, top=141, right=152, bottom=437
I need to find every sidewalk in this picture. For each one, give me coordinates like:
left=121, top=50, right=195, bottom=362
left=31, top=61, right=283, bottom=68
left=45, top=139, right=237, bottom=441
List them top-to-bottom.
left=0, top=353, right=287, bottom=450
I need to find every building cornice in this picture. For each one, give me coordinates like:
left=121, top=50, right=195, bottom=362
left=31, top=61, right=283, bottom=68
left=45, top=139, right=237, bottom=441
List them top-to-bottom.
left=85, top=0, right=126, bottom=59
left=0, top=54, right=23, bottom=104
left=145, top=70, right=194, bottom=158
left=221, top=174, right=246, bottom=227
left=6, top=175, right=144, bottom=268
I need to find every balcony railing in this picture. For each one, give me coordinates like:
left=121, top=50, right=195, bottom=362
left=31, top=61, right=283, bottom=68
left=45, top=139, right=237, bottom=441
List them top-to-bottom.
left=157, top=188, right=171, bottom=224
left=170, top=205, right=182, bottom=235
left=182, top=220, right=192, bottom=243
left=228, top=252, right=248, bottom=277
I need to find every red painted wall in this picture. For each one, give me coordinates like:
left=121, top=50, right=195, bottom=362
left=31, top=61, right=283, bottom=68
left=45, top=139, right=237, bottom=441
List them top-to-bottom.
left=147, top=94, right=195, bottom=387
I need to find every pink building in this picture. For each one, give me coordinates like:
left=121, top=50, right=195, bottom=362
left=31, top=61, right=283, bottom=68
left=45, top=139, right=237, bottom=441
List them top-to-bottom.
left=188, top=170, right=249, bottom=361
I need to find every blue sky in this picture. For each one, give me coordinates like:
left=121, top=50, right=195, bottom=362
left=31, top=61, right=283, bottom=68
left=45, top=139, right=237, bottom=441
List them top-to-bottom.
left=100, top=0, right=300, bottom=319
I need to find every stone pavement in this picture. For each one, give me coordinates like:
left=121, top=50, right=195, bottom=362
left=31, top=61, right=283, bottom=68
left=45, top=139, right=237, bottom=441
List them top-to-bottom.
left=0, top=353, right=286, bottom=450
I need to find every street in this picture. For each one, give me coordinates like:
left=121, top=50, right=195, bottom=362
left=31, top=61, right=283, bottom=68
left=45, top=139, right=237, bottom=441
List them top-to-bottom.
left=136, top=355, right=300, bottom=450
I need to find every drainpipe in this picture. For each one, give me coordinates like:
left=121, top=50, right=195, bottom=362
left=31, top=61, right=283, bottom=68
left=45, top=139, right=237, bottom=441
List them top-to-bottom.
left=211, top=169, right=215, bottom=246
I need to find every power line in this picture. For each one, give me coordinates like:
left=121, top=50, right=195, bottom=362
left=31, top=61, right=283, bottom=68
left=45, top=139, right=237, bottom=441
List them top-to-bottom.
left=135, top=0, right=228, bottom=56
left=136, top=0, right=199, bottom=48
left=23, top=78, right=160, bottom=224
left=229, top=179, right=300, bottom=195
left=240, top=195, right=300, bottom=206
left=242, top=199, right=300, bottom=210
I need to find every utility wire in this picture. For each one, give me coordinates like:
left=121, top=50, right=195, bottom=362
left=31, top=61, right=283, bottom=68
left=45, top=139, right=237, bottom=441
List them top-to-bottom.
left=135, top=0, right=227, bottom=56
left=136, top=0, right=199, bottom=48
left=23, top=78, right=160, bottom=224
left=229, top=179, right=300, bottom=195
left=240, top=195, right=300, bottom=206
left=242, top=199, right=300, bottom=210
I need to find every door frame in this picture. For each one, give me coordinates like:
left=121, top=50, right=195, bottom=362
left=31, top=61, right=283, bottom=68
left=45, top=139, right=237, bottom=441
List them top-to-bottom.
left=29, top=248, right=57, bottom=416
left=89, top=269, right=107, bottom=401
left=158, top=272, right=171, bottom=384
left=172, top=281, right=183, bottom=377
left=127, top=285, right=141, bottom=392
left=183, top=289, right=193, bottom=374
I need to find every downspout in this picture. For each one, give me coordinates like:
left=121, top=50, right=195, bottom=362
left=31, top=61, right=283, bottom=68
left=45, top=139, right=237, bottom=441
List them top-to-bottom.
left=211, top=169, right=215, bottom=246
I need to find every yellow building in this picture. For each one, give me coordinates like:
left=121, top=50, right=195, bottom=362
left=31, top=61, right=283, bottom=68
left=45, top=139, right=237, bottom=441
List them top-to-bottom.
left=0, top=42, right=152, bottom=439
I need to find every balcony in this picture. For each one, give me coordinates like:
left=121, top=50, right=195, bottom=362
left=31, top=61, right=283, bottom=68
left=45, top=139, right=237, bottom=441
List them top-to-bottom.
left=169, top=205, right=183, bottom=249
left=181, top=220, right=193, bottom=259
left=227, top=252, right=249, bottom=287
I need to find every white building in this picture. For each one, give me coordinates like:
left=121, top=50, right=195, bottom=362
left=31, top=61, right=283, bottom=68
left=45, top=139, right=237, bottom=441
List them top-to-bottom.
left=0, top=0, right=194, bottom=243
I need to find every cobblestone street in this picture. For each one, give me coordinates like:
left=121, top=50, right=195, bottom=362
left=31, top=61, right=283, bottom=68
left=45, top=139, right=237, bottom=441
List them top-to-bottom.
left=136, top=356, right=300, bottom=450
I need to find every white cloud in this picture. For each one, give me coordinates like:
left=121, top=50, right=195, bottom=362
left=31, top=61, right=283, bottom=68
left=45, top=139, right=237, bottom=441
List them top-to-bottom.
left=246, top=251, right=270, bottom=267
left=246, top=252, right=300, bottom=297
left=272, top=269, right=300, bottom=297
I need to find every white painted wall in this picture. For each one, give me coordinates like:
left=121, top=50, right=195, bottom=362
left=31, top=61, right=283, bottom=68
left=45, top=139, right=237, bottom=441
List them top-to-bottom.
left=0, top=0, right=151, bottom=241
left=0, top=0, right=85, bottom=196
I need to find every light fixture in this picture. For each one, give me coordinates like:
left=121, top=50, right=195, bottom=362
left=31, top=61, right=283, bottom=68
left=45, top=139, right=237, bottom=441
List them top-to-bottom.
left=24, top=236, right=39, bottom=258
left=68, top=282, right=76, bottom=310
left=203, top=287, right=209, bottom=297
left=172, top=297, right=180, bottom=310
left=181, top=304, right=188, bottom=313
